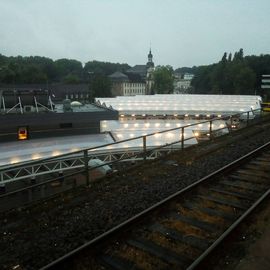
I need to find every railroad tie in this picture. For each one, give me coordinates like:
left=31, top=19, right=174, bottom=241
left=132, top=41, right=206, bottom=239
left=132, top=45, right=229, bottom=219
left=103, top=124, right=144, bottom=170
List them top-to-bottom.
left=229, top=174, right=267, bottom=185
left=219, top=180, right=264, bottom=193
left=209, top=188, right=257, bottom=201
left=198, top=195, right=247, bottom=210
left=182, top=201, right=236, bottom=221
left=168, top=212, right=220, bottom=232
left=149, top=222, right=211, bottom=250
left=127, top=238, right=191, bottom=267
left=98, top=254, right=141, bottom=270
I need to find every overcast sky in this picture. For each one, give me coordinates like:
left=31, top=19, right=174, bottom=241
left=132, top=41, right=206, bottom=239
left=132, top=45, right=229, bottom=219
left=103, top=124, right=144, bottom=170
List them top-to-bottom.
left=1, top=0, right=270, bottom=68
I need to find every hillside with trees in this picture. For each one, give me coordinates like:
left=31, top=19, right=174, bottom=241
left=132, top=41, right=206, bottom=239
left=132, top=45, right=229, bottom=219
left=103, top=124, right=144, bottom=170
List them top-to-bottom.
left=190, top=49, right=270, bottom=96
left=1, top=50, right=270, bottom=98
left=0, top=54, right=130, bottom=85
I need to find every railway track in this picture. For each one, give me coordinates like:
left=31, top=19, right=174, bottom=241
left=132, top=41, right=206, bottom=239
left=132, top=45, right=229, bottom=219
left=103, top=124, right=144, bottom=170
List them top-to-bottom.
left=41, top=142, right=270, bottom=270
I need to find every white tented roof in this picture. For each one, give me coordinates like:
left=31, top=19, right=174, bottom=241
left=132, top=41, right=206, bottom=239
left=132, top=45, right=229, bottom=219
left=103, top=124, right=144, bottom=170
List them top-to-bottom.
left=96, top=94, right=262, bottom=116
left=101, top=119, right=228, bottom=148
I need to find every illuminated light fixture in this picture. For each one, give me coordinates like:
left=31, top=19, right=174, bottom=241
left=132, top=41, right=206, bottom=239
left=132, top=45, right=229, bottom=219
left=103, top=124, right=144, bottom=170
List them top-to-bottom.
left=120, top=114, right=125, bottom=117
left=131, top=114, right=135, bottom=117
left=142, top=114, right=146, bottom=117
left=174, top=114, right=178, bottom=117
left=184, top=114, right=189, bottom=117
left=195, top=114, right=199, bottom=117
left=206, top=114, right=210, bottom=117
left=218, top=114, right=222, bottom=118
left=124, top=123, right=129, bottom=128
left=134, top=123, right=139, bottom=127
left=145, top=123, right=150, bottom=127
left=155, top=123, right=160, bottom=127
left=165, top=123, right=171, bottom=127
left=176, top=123, right=181, bottom=127
left=198, top=124, right=203, bottom=127
left=219, top=124, right=225, bottom=128
left=18, top=126, right=28, bottom=140
left=166, top=132, right=174, bottom=138
left=194, top=132, right=199, bottom=137
left=129, top=133, right=135, bottom=138
left=154, top=133, right=161, bottom=138
left=117, top=134, right=123, bottom=138
left=71, top=147, right=80, bottom=152
left=52, top=151, right=62, bottom=157
left=32, top=153, right=42, bottom=160
left=10, top=157, right=21, bottom=164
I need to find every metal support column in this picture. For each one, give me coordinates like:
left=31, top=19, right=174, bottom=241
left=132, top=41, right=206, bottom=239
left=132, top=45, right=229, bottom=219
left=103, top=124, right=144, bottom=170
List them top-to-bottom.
left=209, top=120, right=212, bottom=138
left=181, top=127, right=185, bottom=150
left=143, top=136, right=147, bottom=162
left=84, top=150, right=90, bottom=186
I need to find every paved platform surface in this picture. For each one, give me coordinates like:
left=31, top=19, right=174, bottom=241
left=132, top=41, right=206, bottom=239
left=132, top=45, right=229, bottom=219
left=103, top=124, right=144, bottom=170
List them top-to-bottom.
left=0, top=133, right=113, bottom=166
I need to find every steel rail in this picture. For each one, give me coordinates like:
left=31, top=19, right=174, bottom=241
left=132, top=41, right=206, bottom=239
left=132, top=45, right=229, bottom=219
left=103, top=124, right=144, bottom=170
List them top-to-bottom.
left=40, top=140, right=270, bottom=270
left=187, top=187, right=270, bottom=270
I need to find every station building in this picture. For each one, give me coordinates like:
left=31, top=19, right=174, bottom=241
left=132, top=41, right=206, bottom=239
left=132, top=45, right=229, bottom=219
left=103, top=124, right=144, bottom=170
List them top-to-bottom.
left=0, top=89, right=118, bottom=142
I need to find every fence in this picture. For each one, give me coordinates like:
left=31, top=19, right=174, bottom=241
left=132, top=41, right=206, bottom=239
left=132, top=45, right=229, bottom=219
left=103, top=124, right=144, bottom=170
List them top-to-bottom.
left=0, top=108, right=264, bottom=210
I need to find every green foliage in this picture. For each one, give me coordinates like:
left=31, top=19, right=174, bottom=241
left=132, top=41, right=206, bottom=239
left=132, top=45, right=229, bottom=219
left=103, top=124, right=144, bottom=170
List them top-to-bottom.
left=191, top=49, right=267, bottom=95
left=0, top=54, right=130, bottom=85
left=54, top=58, right=82, bottom=81
left=84, top=60, right=130, bottom=76
left=153, top=65, right=174, bottom=94
left=175, top=66, right=197, bottom=74
left=63, top=74, right=80, bottom=84
left=90, top=74, right=112, bottom=100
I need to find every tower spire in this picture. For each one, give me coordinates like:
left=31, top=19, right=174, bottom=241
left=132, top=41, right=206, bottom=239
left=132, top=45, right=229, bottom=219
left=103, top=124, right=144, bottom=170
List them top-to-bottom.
left=147, top=46, right=154, bottom=68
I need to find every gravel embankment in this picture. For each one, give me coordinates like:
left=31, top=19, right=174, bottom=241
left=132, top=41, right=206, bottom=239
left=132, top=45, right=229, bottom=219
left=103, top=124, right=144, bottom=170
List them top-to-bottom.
left=1, top=121, right=270, bottom=269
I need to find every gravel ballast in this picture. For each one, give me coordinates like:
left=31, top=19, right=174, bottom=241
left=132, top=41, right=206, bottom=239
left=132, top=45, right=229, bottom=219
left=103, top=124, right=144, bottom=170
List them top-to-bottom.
left=1, top=121, right=270, bottom=269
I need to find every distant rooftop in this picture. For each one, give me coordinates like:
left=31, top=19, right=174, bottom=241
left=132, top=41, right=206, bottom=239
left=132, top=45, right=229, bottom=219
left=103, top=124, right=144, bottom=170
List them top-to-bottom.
left=54, top=102, right=110, bottom=113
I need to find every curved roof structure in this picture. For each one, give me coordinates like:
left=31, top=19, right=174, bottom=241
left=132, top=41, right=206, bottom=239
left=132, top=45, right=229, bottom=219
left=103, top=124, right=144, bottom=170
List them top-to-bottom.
left=96, top=94, right=262, bottom=116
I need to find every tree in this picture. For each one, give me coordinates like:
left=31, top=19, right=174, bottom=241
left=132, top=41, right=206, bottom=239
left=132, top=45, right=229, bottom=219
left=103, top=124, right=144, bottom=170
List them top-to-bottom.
left=189, top=49, right=266, bottom=95
left=228, top=53, right=232, bottom=62
left=84, top=60, right=130, bottom=76
left=153, top=65, right=174, bottom=94
left=233, top=66, right=256, bottom=95
left=63, top=74, right=80, bottom=84
left=90, top=74, right=112, bottom=100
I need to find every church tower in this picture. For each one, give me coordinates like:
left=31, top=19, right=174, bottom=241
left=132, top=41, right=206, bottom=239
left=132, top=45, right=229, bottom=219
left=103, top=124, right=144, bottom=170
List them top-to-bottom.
left=146, top=48, right=155, bottom=94
left=146, top=49, right=154, bottom=68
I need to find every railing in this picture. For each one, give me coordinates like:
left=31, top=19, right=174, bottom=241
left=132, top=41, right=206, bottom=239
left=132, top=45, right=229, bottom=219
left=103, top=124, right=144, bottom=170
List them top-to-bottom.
left=0, top=108, right=265, bottom=210
left=0, top=108, right=262, bottom=183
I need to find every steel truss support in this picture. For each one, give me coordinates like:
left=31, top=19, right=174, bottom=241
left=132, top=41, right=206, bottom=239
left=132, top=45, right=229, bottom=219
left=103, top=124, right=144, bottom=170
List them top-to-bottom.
left=0, top=146, right=182, bottom=185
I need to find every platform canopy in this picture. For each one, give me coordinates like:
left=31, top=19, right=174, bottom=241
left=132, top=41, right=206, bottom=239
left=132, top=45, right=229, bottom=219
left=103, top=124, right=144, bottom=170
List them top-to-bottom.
left=96, top=94, right=262, bottom=116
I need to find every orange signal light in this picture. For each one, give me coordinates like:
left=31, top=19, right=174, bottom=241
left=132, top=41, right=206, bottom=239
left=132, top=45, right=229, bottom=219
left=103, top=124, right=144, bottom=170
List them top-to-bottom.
left=18, top=127, right=28, bottom=140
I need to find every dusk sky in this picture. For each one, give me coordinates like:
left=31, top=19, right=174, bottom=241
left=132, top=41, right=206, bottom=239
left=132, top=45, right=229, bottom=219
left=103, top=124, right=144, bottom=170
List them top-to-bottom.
left=1, top=0, right=270, bottom=68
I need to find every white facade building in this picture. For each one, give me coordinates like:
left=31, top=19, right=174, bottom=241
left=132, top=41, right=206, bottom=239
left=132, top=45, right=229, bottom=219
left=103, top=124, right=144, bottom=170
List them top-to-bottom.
left=123, top=82, right=146, bottom=96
